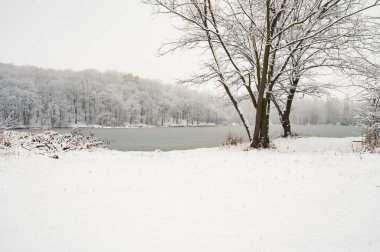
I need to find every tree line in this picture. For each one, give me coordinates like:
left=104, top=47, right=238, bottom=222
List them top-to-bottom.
left=0, top=63, right=228, bottom=128
left=227, top=95, right=356, bottom=127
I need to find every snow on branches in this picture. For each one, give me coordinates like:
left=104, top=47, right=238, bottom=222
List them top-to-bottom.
left=144, top=0, right=380, bottom=147
left=1, top=129, right=105, bottom=156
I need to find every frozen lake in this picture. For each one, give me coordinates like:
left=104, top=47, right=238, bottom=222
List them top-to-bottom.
left=48, top=124, right=361, bottom=151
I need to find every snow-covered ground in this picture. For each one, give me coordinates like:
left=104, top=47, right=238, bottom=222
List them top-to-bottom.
left=0, top=137, right=379, bottom=252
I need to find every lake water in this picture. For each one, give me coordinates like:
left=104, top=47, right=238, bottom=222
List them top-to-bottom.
left=50, top=124, right=361, bottom=151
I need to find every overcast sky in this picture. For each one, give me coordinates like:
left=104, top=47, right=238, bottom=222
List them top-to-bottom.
left=0, top=0, right=202, bottom=83
left=1, top=1, right=379, bottom=86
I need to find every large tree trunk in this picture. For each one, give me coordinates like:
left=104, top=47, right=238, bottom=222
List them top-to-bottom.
left=250, top=0, right=271, bottom=149
left=280, top=78, right=298, bottom=137
left=263, top=95, right=271, bottom=147
left=251, top=97, right=270, bottom=148
left=281, top=112, right=292, bottom=137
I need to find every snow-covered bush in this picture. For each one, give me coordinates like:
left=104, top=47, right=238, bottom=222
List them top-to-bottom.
left=355, top=90, right=380, bottom=152
left=363, top=123, right=380, bottom=152
left=2, top=129, right=105, bottom=155
left=223, top=132, right=244, bottom=146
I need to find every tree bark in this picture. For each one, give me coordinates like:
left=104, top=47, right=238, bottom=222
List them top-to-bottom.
left=250, top=0, right=271, bottom=149
left=281, top=78, right=298, bottom=137
left=281, top=113, right=292, bottom=137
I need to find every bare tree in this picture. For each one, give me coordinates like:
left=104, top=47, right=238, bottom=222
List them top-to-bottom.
left=144, top=0, right=380, bottom=148
left=268, top=1, right=380, bottom=136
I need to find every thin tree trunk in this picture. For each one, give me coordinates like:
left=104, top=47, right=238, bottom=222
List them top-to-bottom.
left=74, top=100, right=78, bottom=125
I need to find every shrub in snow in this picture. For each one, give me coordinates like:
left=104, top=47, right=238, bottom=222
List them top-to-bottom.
left=356, top=98, right=380, bottom=152
left=363, top=123, right=380, bottom=153
left=1, top=129, right=105, bottom=155
left=223, top=132, right=244, bottom=146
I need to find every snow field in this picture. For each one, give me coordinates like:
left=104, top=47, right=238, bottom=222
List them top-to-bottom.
left=0, top=137, right=379, bottom=252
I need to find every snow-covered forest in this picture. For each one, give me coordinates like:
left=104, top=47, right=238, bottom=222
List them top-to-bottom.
left=0, top=63, right=229, bottom=128
left=0, top=63, right=358, bottom=129
left=226, top=95, right=356, bottom=127
left=286, top=96, right=355, bottom=126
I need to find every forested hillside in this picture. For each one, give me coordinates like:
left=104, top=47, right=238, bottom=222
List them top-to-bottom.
left=0, top=63, right=228, bottom=128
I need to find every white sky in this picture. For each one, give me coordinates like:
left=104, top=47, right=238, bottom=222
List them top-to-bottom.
left=0, top=0, right=202, bottom=83
left=1, top=1, right=379, bottom=86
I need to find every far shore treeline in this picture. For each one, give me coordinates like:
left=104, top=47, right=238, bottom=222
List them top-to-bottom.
left=0, top=63, right=230, bottom=128
left=0, top=63, right=356, bottom=129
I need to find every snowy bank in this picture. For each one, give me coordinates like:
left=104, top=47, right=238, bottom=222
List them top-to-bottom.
left=0, top=130, right=104, bottom=156
left=273, top=136, right=363, bottom=153
left=0, top=137, right=379, bottom=252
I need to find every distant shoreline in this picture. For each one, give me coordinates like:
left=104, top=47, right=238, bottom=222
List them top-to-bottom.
left=10, top=123, right=359, bottom=131
left=11, top=124, right=219, bottom=130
